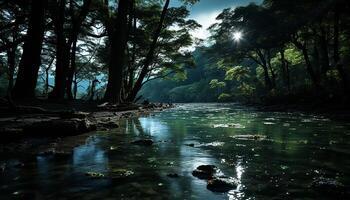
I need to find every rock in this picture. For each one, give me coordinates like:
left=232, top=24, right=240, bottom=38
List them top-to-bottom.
left=142, top=100, right=150, bottom=106
left=60, top=111, right=89, bottom=119
left=24, top=118, right=96, bottom=136
left=98, top=121, right=119, bottom=129
left=0, top=128, right=24, bottom=141
left=230, top=134, right=267, bottom=141
left=131, top=139, right=154, bottom=146
left=185, top=143, right=195, bottom=147
left=109, top=146, right=118, bottom=151
left=37, top=149, right=71, bottom=159
left=166, top=161, right=174, bottom=166
left=14, top=162, right=25, bottom=168
left=1, top=163, right=6, bottom=173
left=192, top=165, right=217, bottom=179
left=110, top=169, right=134, bottom=180
left=85, top=172, right=106, bottom=179
left=167, top=173, right=180, bottom=178
left=207, top=177, right=237, bottom=193
left=311, top=177, right=346, bottom=195
left=14, top=192, right=36, bottom=200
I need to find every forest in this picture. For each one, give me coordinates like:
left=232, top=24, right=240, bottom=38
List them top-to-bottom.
left=0, top=0, right=200, bottom=104
left=1, top=0, right=350, bottom=199
left=1, top=0, right=349, bottom=107
left=142, top=0, right=350, bottom=106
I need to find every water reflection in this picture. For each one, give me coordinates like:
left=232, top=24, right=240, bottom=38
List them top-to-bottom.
left=1, top=103, right=350, bottom=199
left=72, top=142, right=108, bottom=173
left=228, top=160, right=245, bottom=200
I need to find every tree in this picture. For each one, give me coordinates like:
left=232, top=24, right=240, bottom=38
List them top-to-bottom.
left=12, top=0, right=47, bottom=98
left=49, top=0, right=92, bottom=99
left=104, top=0, right=132, bottom=103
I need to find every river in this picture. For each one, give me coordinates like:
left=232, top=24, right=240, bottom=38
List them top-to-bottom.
left=1, top=103, right=350, bottom=199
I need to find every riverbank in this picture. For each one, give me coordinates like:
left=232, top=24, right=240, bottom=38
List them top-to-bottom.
left=0, top=99, right=173, bottom=157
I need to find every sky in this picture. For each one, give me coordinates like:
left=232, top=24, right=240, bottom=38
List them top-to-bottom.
left=170, top=0, right=262, bottom=40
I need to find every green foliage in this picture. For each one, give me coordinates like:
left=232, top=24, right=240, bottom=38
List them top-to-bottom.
left=284, top=47, right=303, bottom=66
left=225, top=66, right=250, bottom=81
left=209, top=79, right=226, bottom=89
left=237, top=83, right=255, bottom=97
left=218, top=93, right=231, bottom=101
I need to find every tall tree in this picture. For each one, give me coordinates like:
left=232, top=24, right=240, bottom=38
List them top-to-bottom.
left=12, top=0, right=46, bottom=98
left=49, top=0, right=92, bottom=99
left=103, top=0, right=132, bottom=103
left=125, top=0, right=170, bottom=102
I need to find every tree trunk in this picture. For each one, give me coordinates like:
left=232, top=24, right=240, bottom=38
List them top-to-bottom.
left=12, top=0, right=46, bottom=98
left=50, top=0, right=69, bottom=99
left=50, top=0, right=91, bottom=99
left=104, top=0, right=131, bottom=103
left=124, top=0, right=137, bottom=99
left=126, top=0, right=170, bottom=102
left=334, top=3, right=349, bottom=94
left=319, top=26, right=330, bottom=75
left=66, top=38, right=77, bottom=100
left=293, top=40, right=319, bottom=88
left=6, top=46, right=16, bottom=96
left=255, top=49, right=273, bottom=90
left=280, top=49, right=291, bottom=93
left=267, top=50, right=276, bottom=88
left=45, top=58, right=55, bottom=95
left=73, top=72, right=78, bottom=99
left=89, top=79, right=98, bottom=101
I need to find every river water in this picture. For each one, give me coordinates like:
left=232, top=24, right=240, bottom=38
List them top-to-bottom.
left=1, top=103, right=350, bottom=199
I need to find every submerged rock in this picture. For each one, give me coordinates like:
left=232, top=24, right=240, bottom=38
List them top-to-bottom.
left=230, top=134, right=267, bottom=141
left=131, top=139, right=154, bottom=146
left=185, top=143, right=195, bottom=147
left=37, top=149, right=71, bottom=159
left=192, top=165, right=217, bottom=179
left=110, top=169, right=134, bottom=179
left=85, top=172, right=106, bottom=179
left=167, top=173, right=180, bottom=178
left=207, top=177, right=237, bottom=193
left=311, top=177, right=347, bottom=195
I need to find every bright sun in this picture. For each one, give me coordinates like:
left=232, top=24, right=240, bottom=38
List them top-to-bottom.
left=233, top=31, right=243, bottom=41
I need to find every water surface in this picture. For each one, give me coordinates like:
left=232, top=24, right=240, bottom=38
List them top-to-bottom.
left=1, top=103, right=350, bottom=199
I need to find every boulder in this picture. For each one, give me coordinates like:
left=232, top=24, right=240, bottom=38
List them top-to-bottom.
left=131, top=139, right=154, bottom=146
left=192, top=165, right=217, bottom=179
left=207, top=177, right=237, bottom=193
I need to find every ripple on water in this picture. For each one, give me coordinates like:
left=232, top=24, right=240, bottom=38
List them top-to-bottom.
left=2, top=103, right=350, bottom=200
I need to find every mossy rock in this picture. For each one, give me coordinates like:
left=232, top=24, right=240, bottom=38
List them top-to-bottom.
left=110, top=168, right=134, bottom=179
left=85, top=172, right=106, bottom=179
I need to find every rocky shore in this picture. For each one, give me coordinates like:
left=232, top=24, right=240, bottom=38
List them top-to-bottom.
left=0, top=100, right=173, bottom=157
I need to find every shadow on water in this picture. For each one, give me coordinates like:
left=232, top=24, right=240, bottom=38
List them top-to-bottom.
left=1, top=103, right=350, bottom=199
